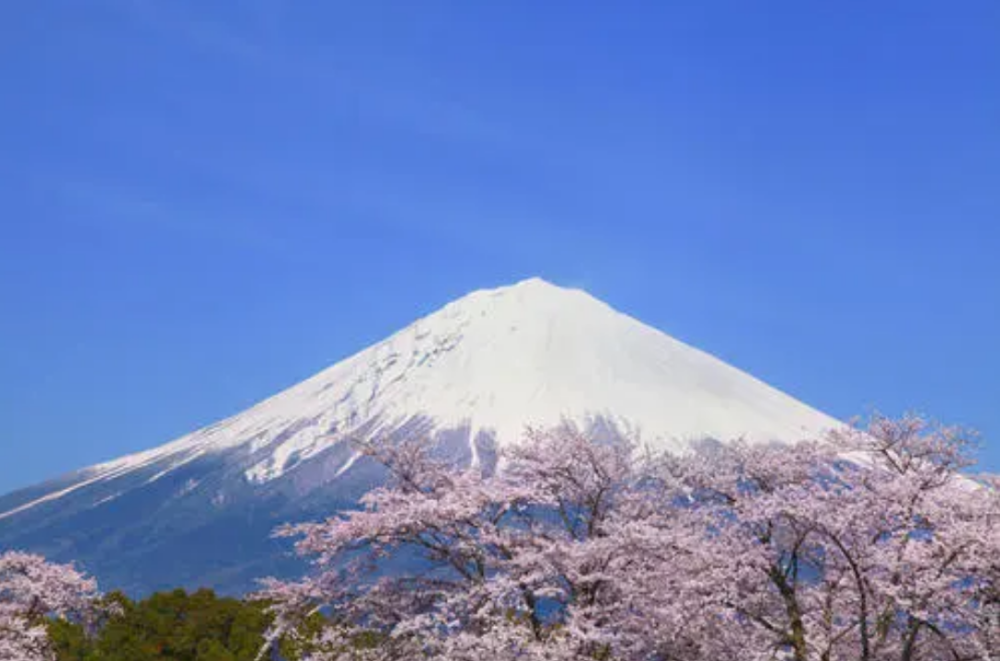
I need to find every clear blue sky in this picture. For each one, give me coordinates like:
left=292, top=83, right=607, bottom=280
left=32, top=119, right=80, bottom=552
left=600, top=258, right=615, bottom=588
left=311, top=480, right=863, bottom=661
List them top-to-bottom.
left=1, top=2, right=998, bottom=494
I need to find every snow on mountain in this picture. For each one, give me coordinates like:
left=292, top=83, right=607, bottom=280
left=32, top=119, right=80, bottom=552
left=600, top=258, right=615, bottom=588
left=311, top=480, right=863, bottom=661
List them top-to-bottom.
left=3, top=277, right=837, bottom=520
left=0, top=278, right=840, bottom=593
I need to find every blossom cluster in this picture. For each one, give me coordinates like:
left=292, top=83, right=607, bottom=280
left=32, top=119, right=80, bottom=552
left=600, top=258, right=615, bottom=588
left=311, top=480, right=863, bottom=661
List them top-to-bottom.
left=0, top=551, right=100, bottom=661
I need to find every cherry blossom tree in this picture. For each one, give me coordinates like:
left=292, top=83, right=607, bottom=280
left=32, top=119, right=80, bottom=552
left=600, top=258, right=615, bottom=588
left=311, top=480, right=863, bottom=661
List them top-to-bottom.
left=257, top=416, right=999, bottom=661
left=661, top=416, right=999, bottom=661
left=256, top=427, right=661, bottom=660
left=0, top=551, right=101, bottom=661
left=0, top=604, right=50, bottom=661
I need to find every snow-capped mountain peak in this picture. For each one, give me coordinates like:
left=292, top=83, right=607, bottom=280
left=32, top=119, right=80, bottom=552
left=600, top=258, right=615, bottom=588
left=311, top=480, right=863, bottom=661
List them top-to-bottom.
left=76, top=277, right=835, bottom=486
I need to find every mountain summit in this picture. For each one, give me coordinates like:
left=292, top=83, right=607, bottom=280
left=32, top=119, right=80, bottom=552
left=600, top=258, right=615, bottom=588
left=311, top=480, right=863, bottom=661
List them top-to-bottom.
left=0, top=278, right=838, bottom=593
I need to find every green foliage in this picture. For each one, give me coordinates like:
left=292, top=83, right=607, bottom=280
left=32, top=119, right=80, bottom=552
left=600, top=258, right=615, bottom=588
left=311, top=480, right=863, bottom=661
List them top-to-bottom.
left=45, top=586, right=389, bottom=660
left=48, top=588, right=273, bottom=661
left=276, top=610, right=327, bottom=661
left=275, top=614, right=388, bottom=661
left=47, top=617, right=92, bottom=661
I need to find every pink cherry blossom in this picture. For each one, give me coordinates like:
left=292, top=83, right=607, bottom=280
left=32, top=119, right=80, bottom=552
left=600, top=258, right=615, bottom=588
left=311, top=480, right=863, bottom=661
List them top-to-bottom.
left=257, top=416, right=999, bottom=661
left=0, top=551, right=101, bottom=661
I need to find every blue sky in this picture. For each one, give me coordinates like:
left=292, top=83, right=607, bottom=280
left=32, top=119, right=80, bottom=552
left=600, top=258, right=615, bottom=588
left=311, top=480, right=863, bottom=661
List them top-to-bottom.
left=1, top=1, right=998, bottom=493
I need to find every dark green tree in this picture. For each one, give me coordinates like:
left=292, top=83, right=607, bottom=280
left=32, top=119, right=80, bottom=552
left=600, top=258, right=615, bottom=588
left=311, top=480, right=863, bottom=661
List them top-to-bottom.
left=48, top=588, right=273, bottom=661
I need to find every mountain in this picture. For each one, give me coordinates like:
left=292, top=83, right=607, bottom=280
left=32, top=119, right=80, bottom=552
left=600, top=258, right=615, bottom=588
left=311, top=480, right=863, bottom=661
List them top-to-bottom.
left=0, top=278, right=839, bottom=594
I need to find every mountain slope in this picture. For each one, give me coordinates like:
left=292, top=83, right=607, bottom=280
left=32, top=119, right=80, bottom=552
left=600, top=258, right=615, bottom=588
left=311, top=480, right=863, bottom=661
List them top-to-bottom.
left=0, top=278, right=839, bottom=594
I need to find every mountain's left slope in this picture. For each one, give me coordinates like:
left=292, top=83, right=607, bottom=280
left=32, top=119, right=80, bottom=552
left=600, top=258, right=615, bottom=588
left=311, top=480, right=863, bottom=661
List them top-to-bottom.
left=0, top=278, right=839, bottom=594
